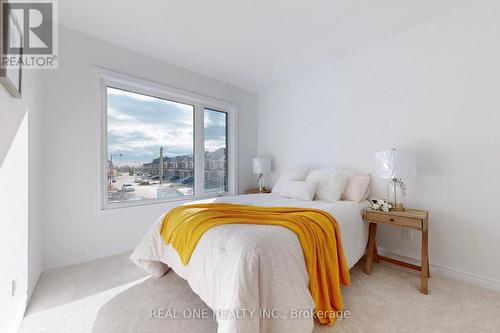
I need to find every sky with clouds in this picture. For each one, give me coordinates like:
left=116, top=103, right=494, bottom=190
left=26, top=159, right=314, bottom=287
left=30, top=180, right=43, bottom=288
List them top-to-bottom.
left=107, top=87, right=226, bottom=166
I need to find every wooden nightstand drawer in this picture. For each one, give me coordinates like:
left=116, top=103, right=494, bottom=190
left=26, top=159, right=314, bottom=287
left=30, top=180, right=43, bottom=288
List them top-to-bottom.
left=365, top=211, right=422, bottom=229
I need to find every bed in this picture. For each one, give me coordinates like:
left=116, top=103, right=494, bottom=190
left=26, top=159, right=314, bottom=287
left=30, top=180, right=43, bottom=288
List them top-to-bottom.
left=130, top=193, right=370, bottom=333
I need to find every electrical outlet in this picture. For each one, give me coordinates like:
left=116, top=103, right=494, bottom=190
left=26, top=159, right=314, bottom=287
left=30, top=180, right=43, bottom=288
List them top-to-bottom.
left=401, top=229, right=412, bottom=240
left=11, top=277, right=17, bottom=297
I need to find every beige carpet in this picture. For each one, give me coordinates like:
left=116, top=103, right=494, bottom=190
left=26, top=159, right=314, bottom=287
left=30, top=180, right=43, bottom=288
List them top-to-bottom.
left=19, top=253, right=500, bottom=333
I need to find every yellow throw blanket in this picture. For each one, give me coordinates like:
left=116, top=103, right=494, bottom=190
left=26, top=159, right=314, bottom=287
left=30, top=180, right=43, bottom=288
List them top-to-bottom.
left=159, top=203, right=350, bottom=326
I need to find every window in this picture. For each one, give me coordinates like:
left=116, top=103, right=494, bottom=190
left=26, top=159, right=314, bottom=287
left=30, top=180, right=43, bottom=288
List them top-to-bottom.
left=99, top=70, right=236, bottom=209
left=106, top=87, right=195, bottom=204
left=204, top=109, right=228, bottom=193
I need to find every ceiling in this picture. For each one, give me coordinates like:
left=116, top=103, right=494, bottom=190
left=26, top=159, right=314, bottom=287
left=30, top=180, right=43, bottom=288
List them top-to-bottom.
left=60, top=0, right=467, bottom=92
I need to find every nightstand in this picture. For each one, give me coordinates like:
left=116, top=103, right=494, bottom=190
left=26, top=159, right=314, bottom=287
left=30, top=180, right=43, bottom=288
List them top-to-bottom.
left=244, top=188, right=272, bottom=194
left=363, top=208, right=430, bottom=294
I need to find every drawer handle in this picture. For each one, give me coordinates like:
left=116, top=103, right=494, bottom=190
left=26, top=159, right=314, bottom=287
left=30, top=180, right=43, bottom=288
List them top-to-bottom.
left=390, top=218, right=394, bottom=222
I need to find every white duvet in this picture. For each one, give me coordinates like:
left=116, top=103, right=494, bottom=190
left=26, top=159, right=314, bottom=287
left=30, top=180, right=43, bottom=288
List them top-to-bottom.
left=130, top=194, right=369, bottom=333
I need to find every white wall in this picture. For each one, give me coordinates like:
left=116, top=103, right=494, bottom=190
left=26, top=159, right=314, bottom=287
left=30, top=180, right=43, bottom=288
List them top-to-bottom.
left=258, top=1, right=500, bottom=288
left=42, top=28, right=258, bottom=269
left=0, top=68, right=44, bottom=333
left=27, top=71, right=44, bottom=298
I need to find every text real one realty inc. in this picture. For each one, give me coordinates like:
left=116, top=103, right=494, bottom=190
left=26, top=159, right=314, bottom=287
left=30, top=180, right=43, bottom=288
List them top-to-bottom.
left=150, top=308, right=352, bottom=320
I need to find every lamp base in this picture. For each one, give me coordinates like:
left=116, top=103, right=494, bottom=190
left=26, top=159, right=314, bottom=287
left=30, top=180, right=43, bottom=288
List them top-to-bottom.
left=258, top=173, right=264, bottom=192
left=387, top=178, right=406, bottom=212
left=392, top=203, right=405, bottom=212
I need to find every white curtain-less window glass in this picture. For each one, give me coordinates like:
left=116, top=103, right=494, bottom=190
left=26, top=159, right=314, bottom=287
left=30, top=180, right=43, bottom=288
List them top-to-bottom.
left=107, top=87, right=194, bottom=205
left=204, top=109, right=228, bottom=193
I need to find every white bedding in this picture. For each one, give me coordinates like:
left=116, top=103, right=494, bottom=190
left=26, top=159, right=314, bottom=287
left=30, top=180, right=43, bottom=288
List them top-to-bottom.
left=130, top=194, right=369, bottom=333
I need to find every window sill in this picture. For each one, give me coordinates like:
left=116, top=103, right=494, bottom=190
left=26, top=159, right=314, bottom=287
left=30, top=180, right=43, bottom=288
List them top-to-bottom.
left=100, top=192, right=233, bottom=213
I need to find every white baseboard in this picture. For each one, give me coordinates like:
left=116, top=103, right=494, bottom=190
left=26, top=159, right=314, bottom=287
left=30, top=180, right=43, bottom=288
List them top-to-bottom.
left=377, top=247, right=500, bottom=292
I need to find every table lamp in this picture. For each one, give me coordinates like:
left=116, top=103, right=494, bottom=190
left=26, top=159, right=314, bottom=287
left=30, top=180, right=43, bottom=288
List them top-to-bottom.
left=375, top=148, right=417, bottom=211
left=252, top=157, right=271, bottom=192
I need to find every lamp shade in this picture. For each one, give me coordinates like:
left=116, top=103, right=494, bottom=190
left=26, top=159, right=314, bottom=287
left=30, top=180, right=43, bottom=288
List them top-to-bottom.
left=375, top=149, right=417, bottom=179
left=252, top=157, right=271, bottom=174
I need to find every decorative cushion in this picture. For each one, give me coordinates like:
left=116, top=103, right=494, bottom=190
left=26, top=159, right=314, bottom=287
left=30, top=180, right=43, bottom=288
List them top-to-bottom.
left=272, top=168, right=309, bottom=195
left=305, top=169, right=347, bottom=202
left=342, top=173, right=371, bottom=202
left=279, top=181, right=317, bottom=201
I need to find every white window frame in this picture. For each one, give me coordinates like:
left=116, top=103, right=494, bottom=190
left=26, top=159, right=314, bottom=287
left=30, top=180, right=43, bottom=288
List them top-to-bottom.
left=94, top=68, right=238, bottom=210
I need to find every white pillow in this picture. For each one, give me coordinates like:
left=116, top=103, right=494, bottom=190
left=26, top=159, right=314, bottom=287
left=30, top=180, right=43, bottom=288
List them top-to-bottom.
left=272, top=167, right=309, bottom=195
left=305, top=169, right=347, bottom=202
left=342, top=173, right=371, bottom=202
left=279, top=181, right=317, bottom=201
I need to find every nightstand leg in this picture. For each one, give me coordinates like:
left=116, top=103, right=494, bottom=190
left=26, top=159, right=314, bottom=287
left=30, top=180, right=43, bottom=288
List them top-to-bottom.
left=364, top=223, right=377, bottom=275
left=420, top=229, right=429, bottom=294
left=426, top=255, right=430, bottom=278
